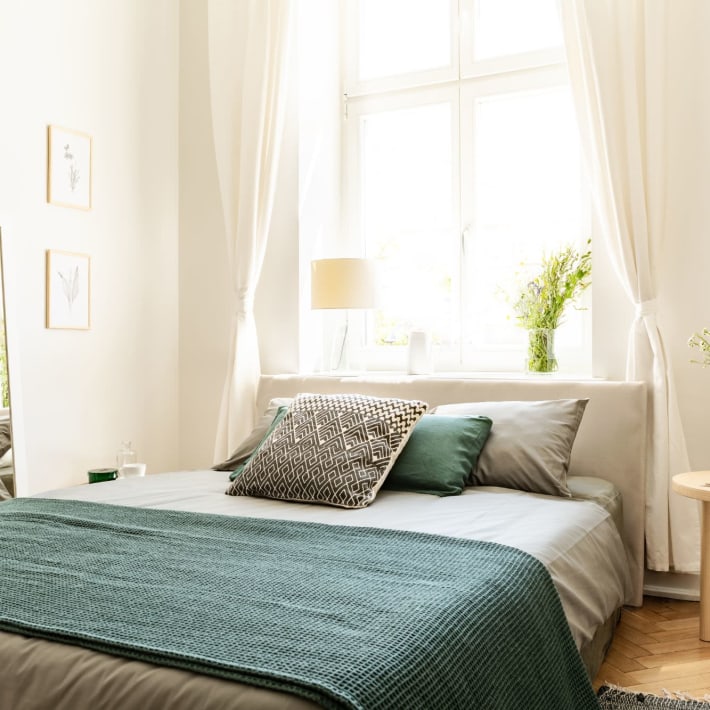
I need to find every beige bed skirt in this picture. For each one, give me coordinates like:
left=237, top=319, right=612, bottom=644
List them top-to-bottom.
left=0, top=610, right=618, bottom=710
left=0, top=630, right=319, bottom=710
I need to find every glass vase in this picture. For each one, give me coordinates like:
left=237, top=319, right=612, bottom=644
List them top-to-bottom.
left=526, top=328, right=558, bottom=374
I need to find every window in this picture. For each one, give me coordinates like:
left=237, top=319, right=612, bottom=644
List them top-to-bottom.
left=340, top=0, right=590, bottom=372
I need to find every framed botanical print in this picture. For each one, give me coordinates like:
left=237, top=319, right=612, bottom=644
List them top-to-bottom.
left=47, top=126, right=92, bottom=210
left=46, top=250, right=91, bottom=330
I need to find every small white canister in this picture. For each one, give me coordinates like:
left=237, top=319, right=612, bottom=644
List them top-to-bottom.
left=407, top=330, right=432, bottom=375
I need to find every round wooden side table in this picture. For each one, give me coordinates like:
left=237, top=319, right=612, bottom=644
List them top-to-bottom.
left=672, top=471, right=710, bottom=641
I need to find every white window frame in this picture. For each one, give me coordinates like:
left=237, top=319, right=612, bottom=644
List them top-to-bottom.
left=338, top=0, right=592, bottom=375
left=344, top=0, right=459, bottom=99
left=459, top=0, right=566, bottom=80
left=456, top=64, right=592, bottom=373
left=342, top=84, right=461, bottom=257
left=342, top=86, right=461, bottom=373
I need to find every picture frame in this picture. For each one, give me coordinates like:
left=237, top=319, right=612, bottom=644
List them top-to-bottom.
left=47, top=125, right=92, bottom=210
left=46, top=250, right=91, bottom=330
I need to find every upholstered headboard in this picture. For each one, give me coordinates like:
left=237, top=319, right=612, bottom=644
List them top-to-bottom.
left=257, top=375, right=647, bottom=605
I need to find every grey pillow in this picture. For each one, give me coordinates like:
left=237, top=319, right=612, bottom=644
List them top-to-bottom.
left=227, top=393, right=428, bottom=508
left=213, top=397, right=293, bottom=471
left=432, top=399, right=588, bottom=497
left=227, top=406, right=289, bottom=482
left=0, top=421, right=12, bottom=460
left=568, top=476, right=623, bottom=535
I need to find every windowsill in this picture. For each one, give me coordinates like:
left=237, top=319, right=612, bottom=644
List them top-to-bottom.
left=296, top=370, right=604, bottom=382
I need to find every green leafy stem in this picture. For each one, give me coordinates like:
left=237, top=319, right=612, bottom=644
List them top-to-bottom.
left=513, top=241, right=592, bottom=330
left=689, top=328, right=710, bottom=367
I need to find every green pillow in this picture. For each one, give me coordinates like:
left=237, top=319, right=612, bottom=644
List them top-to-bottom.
left=228, top=406, right=290, bottom=481
left=384, top=414, right=492, bottom=496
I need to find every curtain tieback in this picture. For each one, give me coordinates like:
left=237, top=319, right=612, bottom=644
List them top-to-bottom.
left=236, top=288, right=255, bottom=317
left=635, top=299, right=658, bottom=318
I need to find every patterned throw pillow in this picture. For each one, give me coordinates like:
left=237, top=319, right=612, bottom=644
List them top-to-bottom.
left=226, top=393, right=428, bottom=508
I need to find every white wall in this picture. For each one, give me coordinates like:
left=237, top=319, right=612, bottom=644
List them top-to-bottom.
left=0, top=0, right=179, bottom=494
left=2, top=0, right=708, bottom=511
left=176, top=0, right=710, bottom=483
left=178, top=0, right=300, bottom=469
left=178, top=0, right=231, bottom=470
left=297, top=0, right=343, bottom=373
left=585, top=0, right=710, bottom=593
left=661, top=0, right=710, bottom=474
left=589, top=3, right=710, bottom=484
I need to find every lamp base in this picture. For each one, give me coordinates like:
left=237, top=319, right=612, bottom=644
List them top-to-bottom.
left=328, top=312, right=364, bottom=373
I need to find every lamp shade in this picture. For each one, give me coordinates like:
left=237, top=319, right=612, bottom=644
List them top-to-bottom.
left=311, top=258, right=377, bottom=310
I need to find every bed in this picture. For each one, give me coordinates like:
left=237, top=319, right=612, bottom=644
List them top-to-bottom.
left=0, top=375, right=646, bottom=709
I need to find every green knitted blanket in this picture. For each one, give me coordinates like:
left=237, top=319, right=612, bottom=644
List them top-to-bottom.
left=0, top=498, right=598, bottom=709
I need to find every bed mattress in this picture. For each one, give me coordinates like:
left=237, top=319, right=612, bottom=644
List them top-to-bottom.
left=43, top=470, right=630, bottom=649
left=0, top=472, right=629, bottom=710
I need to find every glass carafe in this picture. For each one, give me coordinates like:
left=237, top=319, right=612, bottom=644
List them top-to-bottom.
left=116, top=440, right=137, bottom=478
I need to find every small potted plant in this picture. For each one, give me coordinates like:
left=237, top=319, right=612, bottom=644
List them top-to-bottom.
left=512, top=242, right=592, bottom=373
left=688, top=328, right=710, bottom=366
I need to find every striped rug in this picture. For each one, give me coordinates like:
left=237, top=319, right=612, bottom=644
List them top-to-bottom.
left=599, top=685, right=710, bottom=708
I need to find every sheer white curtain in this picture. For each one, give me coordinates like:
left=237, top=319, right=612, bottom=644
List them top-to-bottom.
left=208, top=0, right=293, bottom=460
left=560, top=0, right=699, bottom=571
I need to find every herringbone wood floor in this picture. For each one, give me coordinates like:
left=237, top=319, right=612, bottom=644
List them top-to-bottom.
left=594, top=596, right=710, bottom=697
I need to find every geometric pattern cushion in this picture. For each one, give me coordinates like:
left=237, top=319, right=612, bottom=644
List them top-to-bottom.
left=226, top=393, right=428, bottom=508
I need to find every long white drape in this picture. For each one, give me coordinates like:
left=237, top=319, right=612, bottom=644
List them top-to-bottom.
left=208, top=0, right=293, bottom=460
left=560, top=0, right=699, bottom=571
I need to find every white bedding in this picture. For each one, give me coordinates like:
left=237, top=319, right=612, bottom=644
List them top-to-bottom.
left=43, top=470, right=630, bottom=650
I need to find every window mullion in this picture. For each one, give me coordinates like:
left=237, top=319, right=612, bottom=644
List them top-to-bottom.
left=333, top=0, right=591, bottom=375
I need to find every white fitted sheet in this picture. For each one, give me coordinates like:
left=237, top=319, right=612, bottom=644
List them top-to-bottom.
left=42, top=470, right=630, bottom=649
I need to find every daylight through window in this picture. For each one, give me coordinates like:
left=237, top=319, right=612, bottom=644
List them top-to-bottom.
left=341, top=0, right=591, bottom=372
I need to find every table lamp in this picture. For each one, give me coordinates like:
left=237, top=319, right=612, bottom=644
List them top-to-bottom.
left=311, top=258, right=377, bottom=372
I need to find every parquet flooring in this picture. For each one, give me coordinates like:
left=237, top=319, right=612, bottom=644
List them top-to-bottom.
left=594, top=596, right=710, bottom=697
